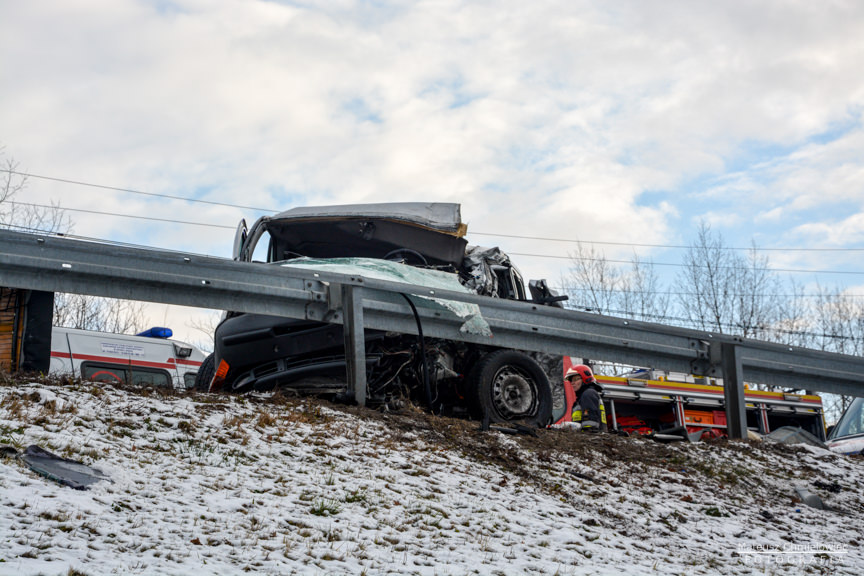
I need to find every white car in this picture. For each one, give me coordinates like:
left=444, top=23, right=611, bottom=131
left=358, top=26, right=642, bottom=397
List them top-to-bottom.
left=826, top=397, right=864, bottom=455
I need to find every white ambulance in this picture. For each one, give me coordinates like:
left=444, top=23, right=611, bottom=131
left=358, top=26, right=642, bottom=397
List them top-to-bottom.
left=49, top=326, right=206, bottom=390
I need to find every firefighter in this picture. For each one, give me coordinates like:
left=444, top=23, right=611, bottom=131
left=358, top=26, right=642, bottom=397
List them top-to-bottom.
left=565, top=363, right=607, bottom=432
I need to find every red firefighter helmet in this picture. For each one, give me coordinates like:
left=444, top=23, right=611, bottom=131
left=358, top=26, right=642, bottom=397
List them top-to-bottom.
left=565, top=363, right=596, bottom=384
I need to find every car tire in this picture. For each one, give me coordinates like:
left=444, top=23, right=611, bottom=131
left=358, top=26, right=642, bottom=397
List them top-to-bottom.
left=468, top=349, right=552, bottom=427
left=194, top=354, right=215, bottom=392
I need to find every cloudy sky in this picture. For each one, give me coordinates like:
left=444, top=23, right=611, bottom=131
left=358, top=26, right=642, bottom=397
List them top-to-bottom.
left=2, top=0, right=864, bottom=340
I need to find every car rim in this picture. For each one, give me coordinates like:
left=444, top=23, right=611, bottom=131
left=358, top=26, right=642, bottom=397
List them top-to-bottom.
left=491, top=366, right=538, bottom=418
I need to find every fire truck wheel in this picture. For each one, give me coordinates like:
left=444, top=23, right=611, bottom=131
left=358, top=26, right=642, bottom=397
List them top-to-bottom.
left=468, top=349, right=552, bottom=427
left=194, top=354, right=215, bottom=392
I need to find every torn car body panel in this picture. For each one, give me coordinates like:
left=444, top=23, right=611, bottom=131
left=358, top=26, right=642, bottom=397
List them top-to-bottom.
left=19, top=445, right=110, bottom=490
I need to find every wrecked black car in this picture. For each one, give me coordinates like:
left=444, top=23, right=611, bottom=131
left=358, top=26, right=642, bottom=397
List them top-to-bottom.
left=196, top=203, right=565, bottom=427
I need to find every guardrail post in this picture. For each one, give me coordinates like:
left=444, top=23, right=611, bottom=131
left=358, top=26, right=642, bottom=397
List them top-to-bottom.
left=341, top=284, right=367, bottom=406
left=721, top=343, right=748, bottom=440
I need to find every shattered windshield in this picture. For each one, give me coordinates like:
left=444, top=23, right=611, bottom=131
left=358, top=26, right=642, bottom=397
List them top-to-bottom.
left=280, top=257, right=492, bottom=336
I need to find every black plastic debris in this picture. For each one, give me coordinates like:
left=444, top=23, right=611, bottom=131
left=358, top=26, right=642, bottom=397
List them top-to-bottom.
left=489, top=424, right=539, bottom=437
left=650, top=425, right=706, bottom=443
left=19, top=445, right=110, bottom=490
left=813, top=479, right=842, bottom=493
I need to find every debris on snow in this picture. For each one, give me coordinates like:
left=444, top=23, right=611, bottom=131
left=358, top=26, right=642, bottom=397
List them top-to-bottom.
left=1, top=378, right=862, bottom=575
left=765, top=426, right=827, bottom=449
left=17, top=445, right=111, bottom=490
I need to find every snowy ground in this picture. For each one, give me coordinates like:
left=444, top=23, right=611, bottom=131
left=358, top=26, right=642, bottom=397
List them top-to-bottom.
left=1, top=377, right=862, bottom=576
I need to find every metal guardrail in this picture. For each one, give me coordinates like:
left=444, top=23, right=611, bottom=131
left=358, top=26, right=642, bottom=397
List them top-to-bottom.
left=2, top=228, right=864, bottom=438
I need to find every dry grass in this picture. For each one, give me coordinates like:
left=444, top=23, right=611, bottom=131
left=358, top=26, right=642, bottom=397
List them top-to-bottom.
left=2, top=371, right=862, bottom=576
left=0, top=392, right=27, bottom=419
left=255, top=409, right=278, bottom=429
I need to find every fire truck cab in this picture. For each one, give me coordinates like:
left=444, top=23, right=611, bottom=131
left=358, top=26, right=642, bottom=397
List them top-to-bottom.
left=50, top=326, right=206, bottom=390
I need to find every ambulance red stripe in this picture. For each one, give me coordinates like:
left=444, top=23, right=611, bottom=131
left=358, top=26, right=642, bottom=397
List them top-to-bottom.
left=50, top=351, right=201, bottom=371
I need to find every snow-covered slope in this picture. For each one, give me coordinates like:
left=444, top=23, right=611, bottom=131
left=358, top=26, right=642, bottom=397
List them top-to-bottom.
left=1, top=379, right=862, bottom=575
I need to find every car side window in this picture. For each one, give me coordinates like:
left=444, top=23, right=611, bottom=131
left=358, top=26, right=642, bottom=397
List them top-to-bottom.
left=494, top=267, right=527, bottom=300
left=511, top=268, right=527, bottom=300
left=81, top=362, right=172, bottom=388
left=183, top=372, right=197, bottom=389
left=834, top=398, right=864, bottom=437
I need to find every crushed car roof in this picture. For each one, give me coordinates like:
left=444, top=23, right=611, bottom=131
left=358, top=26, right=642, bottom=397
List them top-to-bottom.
left=249, top=202, right=470, bottom=267
left=269, top=202, right=467, bottom=237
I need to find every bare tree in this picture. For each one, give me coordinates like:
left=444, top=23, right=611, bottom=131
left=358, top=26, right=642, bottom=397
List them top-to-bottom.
left=2, top=148, right=146, bottom=335
left=1, top=151, right=71, bottom=233
left=560, top=219, right=855, bottom=422
left=676, top=222, right=738, bottom=333
left=676, top=222, right=783, bottom=338
left=563, top=243, right=620, bottom=314
left=563, top=243, right=670, bottom=323
left=730, top=243, right=783, bottom=339
left=562, top=244, right=670, bottom=375
left=617, top=252, right=670, bottom=322
left=769, top=280, right=817, bottom=348
left=806, top=284, right=864, bottom=421
left=813, top=285, right=864, bottom=356
left=52, top=293, right=146, bottom=334
left=185, top=310, right=221, bottom=354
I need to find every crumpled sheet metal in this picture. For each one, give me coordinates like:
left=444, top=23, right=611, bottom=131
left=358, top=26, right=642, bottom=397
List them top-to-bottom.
left=269, top=202, right=465, bottom=236
left=461, top=245, right=511, bottom=297
left=281, top=257, right=492, bottom=336
left=764, top=426, right=826, bottom=449
left=20, top=445, right=110, bottom=490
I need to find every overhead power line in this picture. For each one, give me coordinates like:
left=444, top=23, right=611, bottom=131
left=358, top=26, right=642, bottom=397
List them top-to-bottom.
left=7, top=168, right=864, bottom=254
left=4, top=169, right=275, bottom=213
left=6, top=200, right=864, bottom=278
left=7, top=201, right=235, bottom=230
left=8, top=214, right=864, bottom=297
left=471, top=231, right=864, bottom=252
left=506, top=251, right=864, bottom=276
left=557, top=285, right=864, bottom=299
left=570, top=306, right=863, bottom=343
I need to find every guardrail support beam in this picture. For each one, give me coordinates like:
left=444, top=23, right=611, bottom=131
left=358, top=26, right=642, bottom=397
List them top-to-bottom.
left=342, top=284, right=367, bottom=407
left=721, top=343, right=748, bottom=440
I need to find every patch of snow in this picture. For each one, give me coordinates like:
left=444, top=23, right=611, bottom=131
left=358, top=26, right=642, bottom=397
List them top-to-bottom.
left=0, top=381, right=861, bottom=575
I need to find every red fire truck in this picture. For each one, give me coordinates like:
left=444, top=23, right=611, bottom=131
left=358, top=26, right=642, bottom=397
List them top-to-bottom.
left=556, top=356, right=826, bottom=440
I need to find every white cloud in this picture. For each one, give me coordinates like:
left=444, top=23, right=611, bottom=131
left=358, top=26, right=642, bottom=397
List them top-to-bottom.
left=3, top=0, right=864, bottom=293
left=795, top=212, right=864, bottom=247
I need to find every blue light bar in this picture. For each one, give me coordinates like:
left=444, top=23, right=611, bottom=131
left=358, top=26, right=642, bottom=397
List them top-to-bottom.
left=136, top=327, right=173, bottom=339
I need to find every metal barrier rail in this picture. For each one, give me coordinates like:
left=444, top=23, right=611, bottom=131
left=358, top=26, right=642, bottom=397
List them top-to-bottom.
left=2, top=228, right=863, bottom=438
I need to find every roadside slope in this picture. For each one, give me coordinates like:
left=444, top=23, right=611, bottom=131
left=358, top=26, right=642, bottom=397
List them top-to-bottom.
left=1, top=377, right=862, bottom=575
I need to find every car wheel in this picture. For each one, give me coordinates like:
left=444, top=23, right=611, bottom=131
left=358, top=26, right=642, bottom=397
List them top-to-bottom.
left=468, top=349, right=552, bottom=427
left=194, top=354, right=215, bottom=392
